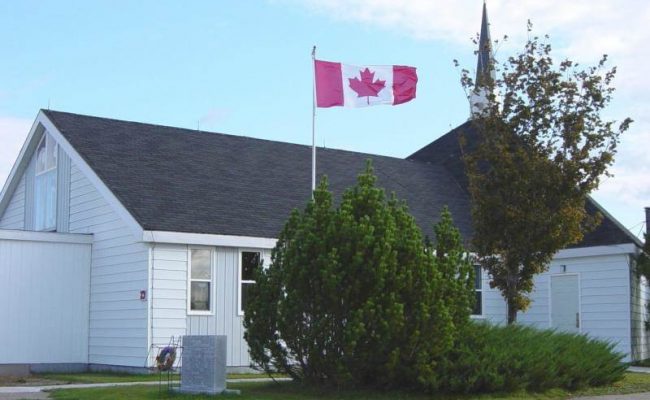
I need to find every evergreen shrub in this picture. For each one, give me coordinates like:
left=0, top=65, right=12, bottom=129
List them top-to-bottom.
left=243, top=162, right=474, bottom=389
left=431, top=322, right=626, bottom=393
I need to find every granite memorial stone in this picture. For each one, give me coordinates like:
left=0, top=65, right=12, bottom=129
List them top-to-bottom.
left=180, top=335, right=227, bottom=395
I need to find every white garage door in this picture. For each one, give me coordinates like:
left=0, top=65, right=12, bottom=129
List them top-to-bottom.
left=0, top=230, right=92, bottom=365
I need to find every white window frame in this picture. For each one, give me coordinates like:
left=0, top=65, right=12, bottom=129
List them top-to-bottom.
left=34, top=133, right=58, bottom=231
left=187, top=246, right=214, bottom=315
left=238, top=249, right=263, bottom=316
left=471, top=265, right=484, bottom=317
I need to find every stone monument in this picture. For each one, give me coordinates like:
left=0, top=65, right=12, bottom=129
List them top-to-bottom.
left=180, top=335, right=229, bottom=395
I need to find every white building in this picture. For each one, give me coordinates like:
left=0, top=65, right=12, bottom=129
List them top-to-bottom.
left=0, top=4, right=646, bottom=374
left=0, top=109, right=645, bottom=374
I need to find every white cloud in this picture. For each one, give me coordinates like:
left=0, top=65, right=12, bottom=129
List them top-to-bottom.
left=287, top=0, right=650, bottom=233
left=291, top=0, right=650, bottom=93
left=291, top=0, right=649, bottom=53
left=0, top=117, right=32, bottom=190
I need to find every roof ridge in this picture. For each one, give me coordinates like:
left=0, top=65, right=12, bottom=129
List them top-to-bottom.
left=42, top=109, right=426, bottom=165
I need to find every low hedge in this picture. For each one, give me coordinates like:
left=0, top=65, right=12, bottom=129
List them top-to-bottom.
left=428, top=322, right=626, bottom=393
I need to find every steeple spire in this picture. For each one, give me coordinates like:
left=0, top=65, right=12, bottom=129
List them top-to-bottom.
left=470, top=1, right=495, bottom=118
left=475, top=1, right=495, bottom=87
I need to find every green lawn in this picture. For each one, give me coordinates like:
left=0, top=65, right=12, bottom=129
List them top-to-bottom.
left=0, top=371, right=285, bottom=388
left=36, top=371, right=176, bottom=384
left=48, top=373, right=650, bottom=400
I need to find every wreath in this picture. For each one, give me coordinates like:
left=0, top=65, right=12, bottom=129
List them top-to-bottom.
left=155, top=346, right=177, bottom=371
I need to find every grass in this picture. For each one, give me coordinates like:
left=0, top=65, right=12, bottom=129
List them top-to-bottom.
left=0, top=371, right=286, bottom=386
left=36, top=371, right=176, bottom=384
left=47, top=373, right=650, bottom=400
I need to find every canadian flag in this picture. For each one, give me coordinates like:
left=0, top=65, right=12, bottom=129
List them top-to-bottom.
left=315, top=60, right=418, bottom=108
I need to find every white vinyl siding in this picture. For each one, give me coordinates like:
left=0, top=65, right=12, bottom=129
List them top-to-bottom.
left=56, top=146, right=71, bottom=232
left=24, top=157, right=35, bottom=229
left=68, top=163, right=149, bottom=367
left=0, top=174, right=26, bottom=229
left=0, top=232, right=91, bottom=364
left=151, top=244, right=270, bottom=367
left=151, top=244, right=188, bottom=357
left=481, top=253, right=633, bottom=360
left=477, top=269, right=507, bottom=324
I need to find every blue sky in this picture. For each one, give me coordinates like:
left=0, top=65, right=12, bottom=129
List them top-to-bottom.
left=1, top=0, right=648, bottom=237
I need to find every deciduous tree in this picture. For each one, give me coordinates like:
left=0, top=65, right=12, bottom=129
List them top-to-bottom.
left=458, top=23, right=632, bottom=324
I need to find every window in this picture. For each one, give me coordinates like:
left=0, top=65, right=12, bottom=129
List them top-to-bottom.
left=34, top=133, right=57, bottom=231
left=189, top=249, right=212, bottom=313
left=239, top=251, right=261, bottom=315
left=472, top=265, right=483, bottom=316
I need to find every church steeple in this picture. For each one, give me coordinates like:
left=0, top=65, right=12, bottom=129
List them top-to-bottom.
left=470, top=1, right=496, bottom=118
left=476, top=1, right=495, bottom=87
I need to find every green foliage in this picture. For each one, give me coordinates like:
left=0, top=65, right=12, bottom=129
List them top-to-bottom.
left=458, top=22, right=632, bottom=323
left=243, top=162, right=474, bottom=389
left=637, top=233, right=650, bottom=282
left=430, top=322, right=626, bottom=393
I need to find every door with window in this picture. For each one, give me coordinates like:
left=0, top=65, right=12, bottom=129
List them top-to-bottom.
left=550, top=274, right=580, bottom=333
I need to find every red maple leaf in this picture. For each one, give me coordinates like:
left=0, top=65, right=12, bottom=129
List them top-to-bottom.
left=348, top=68, right=386, bottom=104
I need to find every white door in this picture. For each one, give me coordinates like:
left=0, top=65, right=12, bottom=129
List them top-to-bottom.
left=551, top=274, right=580, bottom=333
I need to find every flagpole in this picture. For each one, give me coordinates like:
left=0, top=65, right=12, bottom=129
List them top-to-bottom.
left=311, top=45, right=317, bottom=196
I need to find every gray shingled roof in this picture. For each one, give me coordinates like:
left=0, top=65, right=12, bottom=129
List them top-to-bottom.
left=43, top=110, right=473, bottom=241
left=43, top=110, right=637, bottom=248
left=408, top=121, right=641, bottom=248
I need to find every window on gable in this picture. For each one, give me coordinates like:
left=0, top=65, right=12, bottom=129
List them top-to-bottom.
left=34, top=133, right=57, bottom=231
left=189, top=249, right=212, bottom=313
left=239, top=251, right=261, bottom=315
left=472, top=265, right=483, bottom=316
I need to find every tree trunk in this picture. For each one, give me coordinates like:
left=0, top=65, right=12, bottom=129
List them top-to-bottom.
left=506, top=271, right=518, bottom=324
left=506, top=295, right=518, bottom=324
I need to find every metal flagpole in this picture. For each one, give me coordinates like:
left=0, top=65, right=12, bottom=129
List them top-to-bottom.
left=311, top=45, right=317, bottom=196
